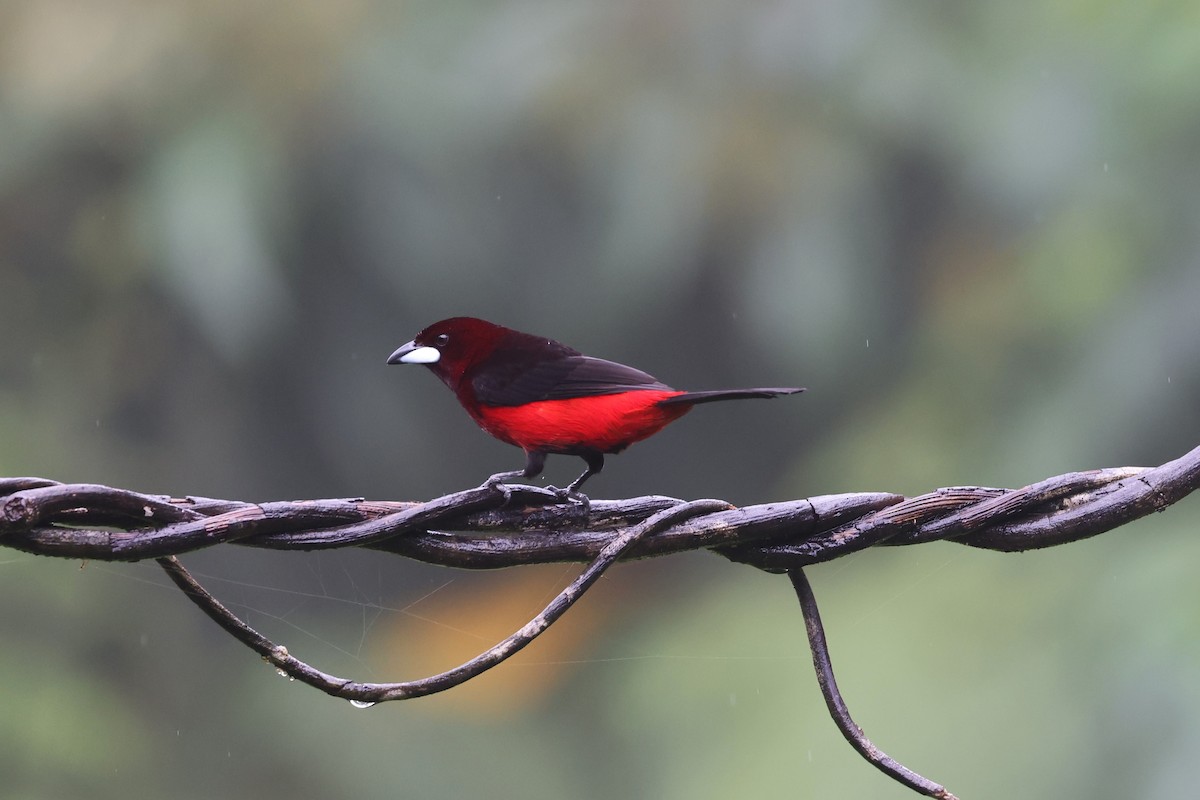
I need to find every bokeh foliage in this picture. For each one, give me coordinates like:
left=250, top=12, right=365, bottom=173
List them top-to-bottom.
left=2, top=1, right=1199, bottom=798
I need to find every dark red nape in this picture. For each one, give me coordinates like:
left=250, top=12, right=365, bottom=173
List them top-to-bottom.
left=407, top=317, right=520, bottom=389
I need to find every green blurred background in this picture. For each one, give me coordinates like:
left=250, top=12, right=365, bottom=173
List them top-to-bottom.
left=3, top=1, right=1200, bottom=798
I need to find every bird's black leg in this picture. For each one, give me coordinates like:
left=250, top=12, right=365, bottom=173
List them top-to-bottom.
left=485, top=450, right=546, bottom=502
left=557, top=451, right=603, bottom=510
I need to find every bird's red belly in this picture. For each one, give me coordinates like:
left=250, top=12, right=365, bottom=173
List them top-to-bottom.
left=474, top=391, right=691, bottom=454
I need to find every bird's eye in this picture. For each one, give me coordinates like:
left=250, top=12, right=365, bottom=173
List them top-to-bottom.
left=435, top=333, right=450, bottom=346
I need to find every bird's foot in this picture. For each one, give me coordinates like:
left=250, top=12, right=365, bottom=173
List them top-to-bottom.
left=484, top=470, right=527, bottom=505
left=484, top=472, right=589, bottom=512
left=547, top=485, right=591, bottom=513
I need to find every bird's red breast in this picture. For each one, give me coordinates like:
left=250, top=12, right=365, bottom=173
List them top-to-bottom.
left=473, top=390, right=692, bottom=454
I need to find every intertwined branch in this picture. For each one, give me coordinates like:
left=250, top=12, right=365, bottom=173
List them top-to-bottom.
left=3, top=442, right=1199, bottom=800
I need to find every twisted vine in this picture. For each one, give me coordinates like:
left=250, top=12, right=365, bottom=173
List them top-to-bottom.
left=4, top=441, right=1199, bottom=800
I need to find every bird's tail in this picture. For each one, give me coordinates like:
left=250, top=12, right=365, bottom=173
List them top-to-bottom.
left=657, top=387, right=805, bottom=406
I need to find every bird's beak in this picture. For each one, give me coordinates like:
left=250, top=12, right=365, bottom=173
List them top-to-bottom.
left=387, top=340, right=441, bottom=365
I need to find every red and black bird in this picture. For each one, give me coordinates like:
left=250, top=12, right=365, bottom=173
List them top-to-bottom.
left=388, top=317, right=803, bottom=500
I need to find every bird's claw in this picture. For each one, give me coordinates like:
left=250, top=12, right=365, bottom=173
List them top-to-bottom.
left=485, top=471, right=589, bottom=512
left=484, top=473, right=518, bottom=506
left=548, top=485, right=591, bottom=513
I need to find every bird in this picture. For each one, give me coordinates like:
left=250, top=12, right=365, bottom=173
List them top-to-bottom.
left=387, top=317, right=803, bottom=503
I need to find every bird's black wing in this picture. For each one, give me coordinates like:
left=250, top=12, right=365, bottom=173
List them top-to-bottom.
left=472, top=351, right=672, bottom=407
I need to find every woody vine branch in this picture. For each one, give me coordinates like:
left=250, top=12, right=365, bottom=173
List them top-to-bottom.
left=3, top=442, right=1198, bottom=800
left=3, top=444, right=1197, bottom=566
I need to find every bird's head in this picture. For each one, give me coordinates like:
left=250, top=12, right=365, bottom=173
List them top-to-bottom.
left=387, top=317, right=510, bottom=389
